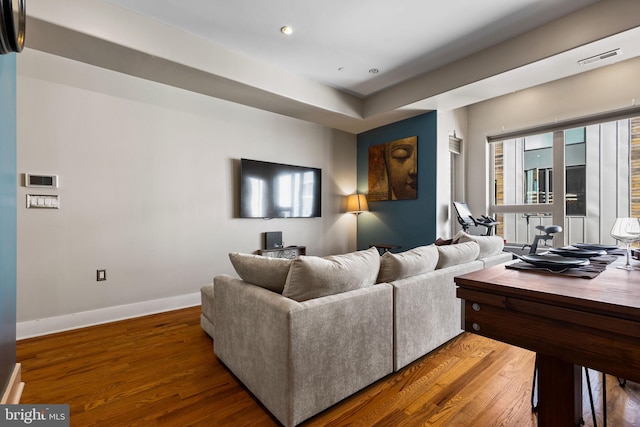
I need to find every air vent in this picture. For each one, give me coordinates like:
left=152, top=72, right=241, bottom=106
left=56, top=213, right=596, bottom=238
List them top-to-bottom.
left=578, top=49, right=621, bottom=66
left=449, top=136, right=462, bottom=155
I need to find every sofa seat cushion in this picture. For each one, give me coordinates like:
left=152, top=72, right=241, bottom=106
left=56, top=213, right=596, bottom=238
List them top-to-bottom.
left=454, top=231, right=505, bottom=259
left=436, top=241, right=479, bottom=269
left=377, top=244, right=438, bottom=283
left=283, top=247, right=380, bottom=302
left=229, top=252, right=292, bottom=293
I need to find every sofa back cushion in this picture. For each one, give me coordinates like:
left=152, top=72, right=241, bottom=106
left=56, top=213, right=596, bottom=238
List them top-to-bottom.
left=454, top=231, right=505, bottom=259
left=436, top=241, right=480, bottom=269
left=377, top=244, right=438, bottom=283
left=283, top=247, right=380, bottom=302
left=229, top=252, right=292, bottom=293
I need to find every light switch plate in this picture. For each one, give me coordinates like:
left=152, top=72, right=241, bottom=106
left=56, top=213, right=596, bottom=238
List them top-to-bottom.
left=26, top=194, right=60, bottom=209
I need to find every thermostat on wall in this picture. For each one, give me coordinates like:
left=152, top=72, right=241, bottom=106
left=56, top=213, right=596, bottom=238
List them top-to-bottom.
left=25, top=174, right=59, bottom=188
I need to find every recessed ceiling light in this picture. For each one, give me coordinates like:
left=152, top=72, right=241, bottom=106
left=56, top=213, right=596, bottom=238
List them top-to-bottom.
left=280, top=26, right=294, bottom=35
left=369, top=68, right=379, bottom=74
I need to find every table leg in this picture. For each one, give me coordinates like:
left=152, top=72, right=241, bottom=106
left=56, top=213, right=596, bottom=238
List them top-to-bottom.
left=536, top=354, right=582, bottom=427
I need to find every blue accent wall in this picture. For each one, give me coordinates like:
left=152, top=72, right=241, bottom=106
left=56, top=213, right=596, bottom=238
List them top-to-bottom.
left=0, top=53, right=17, bottom=396
left=357, top=112, right=437, bottom=251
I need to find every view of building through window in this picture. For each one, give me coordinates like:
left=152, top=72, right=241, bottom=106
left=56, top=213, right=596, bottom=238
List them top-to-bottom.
left=491, top=117, right=640, bottom=245
left=632, top=119, right=640, bottom=217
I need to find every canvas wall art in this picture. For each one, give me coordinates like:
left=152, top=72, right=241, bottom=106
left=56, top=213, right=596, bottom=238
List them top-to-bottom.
left=368, top=136, right=417, bottom=201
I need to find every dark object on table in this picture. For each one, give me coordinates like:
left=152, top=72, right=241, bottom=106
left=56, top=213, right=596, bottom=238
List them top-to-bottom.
left=453, top=201, right=498, bottom=236
left=522, top=225, right=562, bottom=254
left=264, top=231, right=283, bottom=249
left=434, top=237, right=453, bottom=246
left=573, top=243, right=619, bottom=251
left=370, top=244, right=401, bottom=255
left=548, top=247, right=606, bottom=258
left=518, top=253, right=589, bottom=270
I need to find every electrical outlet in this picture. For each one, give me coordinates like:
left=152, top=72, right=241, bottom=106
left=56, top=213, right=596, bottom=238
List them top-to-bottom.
left=97, top=269, right=107, bottom=281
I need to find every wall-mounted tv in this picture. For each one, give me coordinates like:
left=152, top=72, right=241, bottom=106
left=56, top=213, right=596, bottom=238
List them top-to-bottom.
left=240, top=158, right=322, bottom=218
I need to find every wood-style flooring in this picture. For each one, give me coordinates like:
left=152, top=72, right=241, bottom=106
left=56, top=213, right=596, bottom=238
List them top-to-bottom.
left=16, top=306, right=640, bottom=426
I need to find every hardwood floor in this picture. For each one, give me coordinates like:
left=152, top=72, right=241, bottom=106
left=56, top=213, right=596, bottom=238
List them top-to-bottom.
left=17, top=306, right=640, bottom=426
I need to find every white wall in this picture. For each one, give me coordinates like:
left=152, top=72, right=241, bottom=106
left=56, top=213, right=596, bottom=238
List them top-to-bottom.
left=16, top=49, right=356, bottom=333
left=466, top=55, right=640, bottom=215
left=436, top=109, right=467, bottom=238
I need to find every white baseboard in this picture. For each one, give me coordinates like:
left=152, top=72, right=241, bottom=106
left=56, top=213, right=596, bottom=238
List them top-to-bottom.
left=17, top=292, right=201, bottom=339
left=1, top=364, right=24, bottom=404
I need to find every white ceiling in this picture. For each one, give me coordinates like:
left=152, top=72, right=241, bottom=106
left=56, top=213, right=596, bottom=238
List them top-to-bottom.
left=25, top=0, right=640, bottom=133
left=102, top=0, right=600, bottom=97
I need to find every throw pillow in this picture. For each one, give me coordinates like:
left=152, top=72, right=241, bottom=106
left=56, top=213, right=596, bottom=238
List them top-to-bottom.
left=453, top=231, right=505, bottom=259
left=436, top=241, right=480, bottom=269
left=377, top=244, right=439, bottom=283
left=283, top=247, right=380, bottom=302
left=228, top=252, right=292, bottom=293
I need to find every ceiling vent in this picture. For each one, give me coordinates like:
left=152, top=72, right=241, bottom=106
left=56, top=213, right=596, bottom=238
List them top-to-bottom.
left=578, top=49, right=621, bottom=66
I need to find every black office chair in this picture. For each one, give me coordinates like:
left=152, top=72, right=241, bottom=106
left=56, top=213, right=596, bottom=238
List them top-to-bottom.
left=453, top=201, right=498, bottom=236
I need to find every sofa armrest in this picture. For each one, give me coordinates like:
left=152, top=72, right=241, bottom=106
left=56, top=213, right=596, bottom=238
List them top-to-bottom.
left=480, top=251, right=514, bottom=267
left=213, top=275, right=393, bottom=427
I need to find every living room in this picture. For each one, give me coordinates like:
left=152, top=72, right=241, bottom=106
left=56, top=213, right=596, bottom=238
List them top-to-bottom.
left=2, top=0, right=640, bottom=425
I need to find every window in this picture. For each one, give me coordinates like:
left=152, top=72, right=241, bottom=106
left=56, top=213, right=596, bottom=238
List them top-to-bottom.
left=490, top=117, right=639, bottom=245
left=566, top=165, right=585, bottom=216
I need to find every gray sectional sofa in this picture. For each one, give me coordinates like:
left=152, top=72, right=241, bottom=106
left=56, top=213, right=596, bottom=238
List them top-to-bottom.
left=200, top=233, right=512, bottom=427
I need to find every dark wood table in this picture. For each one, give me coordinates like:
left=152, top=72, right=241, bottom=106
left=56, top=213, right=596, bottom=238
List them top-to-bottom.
left=455, top=262, right=640, bottom=427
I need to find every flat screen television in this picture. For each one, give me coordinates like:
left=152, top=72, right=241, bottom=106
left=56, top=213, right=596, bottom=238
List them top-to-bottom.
left=240, top=158, right=322, bottom=218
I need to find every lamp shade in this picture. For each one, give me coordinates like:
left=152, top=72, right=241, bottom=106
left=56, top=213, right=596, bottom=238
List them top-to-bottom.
left=346, top=194, right=369, bottom=214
